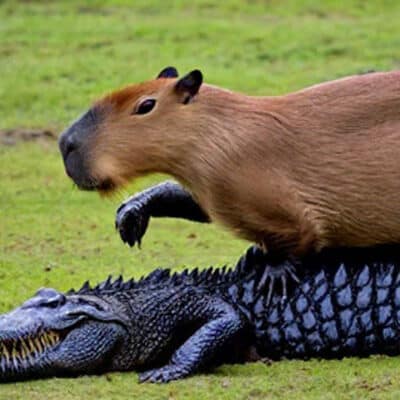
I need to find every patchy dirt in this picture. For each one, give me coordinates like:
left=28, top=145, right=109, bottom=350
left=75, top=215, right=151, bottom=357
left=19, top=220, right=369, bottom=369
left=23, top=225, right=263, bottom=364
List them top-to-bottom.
left=0, top=128, right=57, bottom=146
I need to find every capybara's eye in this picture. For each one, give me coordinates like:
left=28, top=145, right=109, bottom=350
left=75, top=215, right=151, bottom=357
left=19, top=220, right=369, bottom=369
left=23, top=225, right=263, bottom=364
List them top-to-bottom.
left=135, top=99, right=156, bottom=115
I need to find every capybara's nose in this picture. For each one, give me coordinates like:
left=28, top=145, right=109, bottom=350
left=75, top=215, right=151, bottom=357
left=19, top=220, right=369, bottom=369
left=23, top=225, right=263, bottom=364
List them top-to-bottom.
left=58, top=109, right=101, bottom=189
left=59, top=109, right=98, bottom=161
left=58, top=129, right=78, bottom=160
left=59, top=133, right=77, bottom=159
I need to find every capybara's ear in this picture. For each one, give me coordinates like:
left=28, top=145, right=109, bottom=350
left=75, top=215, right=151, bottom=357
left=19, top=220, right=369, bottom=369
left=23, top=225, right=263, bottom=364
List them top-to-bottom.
left=157, top=66, right=179, bottom=79
left=175, top=69, right=203, bottom=104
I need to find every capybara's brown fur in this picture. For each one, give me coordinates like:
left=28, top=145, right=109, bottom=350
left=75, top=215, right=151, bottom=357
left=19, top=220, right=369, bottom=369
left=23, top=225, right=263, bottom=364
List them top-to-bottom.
left=61, top=68, right=400, bottom=256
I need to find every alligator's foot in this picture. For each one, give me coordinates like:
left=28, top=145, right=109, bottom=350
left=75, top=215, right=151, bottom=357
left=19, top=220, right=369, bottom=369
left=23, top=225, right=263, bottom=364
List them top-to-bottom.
left=115, top=198, right=150, bottom=247
left=257, top=259, right=300, bottom=305
left=139, top=365, right=189, bottom=383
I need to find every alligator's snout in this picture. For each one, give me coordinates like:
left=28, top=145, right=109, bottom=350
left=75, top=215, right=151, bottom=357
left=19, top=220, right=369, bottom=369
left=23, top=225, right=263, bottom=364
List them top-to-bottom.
left=0, top=287, right=127, bottom=382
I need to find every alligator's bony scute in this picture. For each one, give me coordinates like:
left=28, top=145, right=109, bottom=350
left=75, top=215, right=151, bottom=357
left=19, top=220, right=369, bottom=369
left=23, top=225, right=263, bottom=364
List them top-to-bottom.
left=1, top=246, right=400, bottom=383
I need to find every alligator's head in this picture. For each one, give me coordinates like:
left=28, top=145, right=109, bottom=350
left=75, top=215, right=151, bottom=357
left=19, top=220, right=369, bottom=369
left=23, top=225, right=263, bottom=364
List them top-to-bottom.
left=0, top=287, right=129, bottom=381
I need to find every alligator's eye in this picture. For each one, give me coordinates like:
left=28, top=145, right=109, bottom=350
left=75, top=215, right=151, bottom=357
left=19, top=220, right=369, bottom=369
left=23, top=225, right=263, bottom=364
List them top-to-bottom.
left=135, top=99, right=156, bottom=115
left=42, top=295, right=66, bottom=308
left=45, top=299, right=62, bottom=308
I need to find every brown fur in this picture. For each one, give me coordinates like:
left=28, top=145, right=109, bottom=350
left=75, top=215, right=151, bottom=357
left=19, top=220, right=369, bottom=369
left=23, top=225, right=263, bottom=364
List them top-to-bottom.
left=87, top=71, right=400, bottom=256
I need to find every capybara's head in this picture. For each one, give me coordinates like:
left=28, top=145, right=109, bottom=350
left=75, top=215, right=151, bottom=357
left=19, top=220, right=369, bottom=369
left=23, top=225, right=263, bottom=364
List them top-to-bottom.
left=59, top=67, right=203, bottom=192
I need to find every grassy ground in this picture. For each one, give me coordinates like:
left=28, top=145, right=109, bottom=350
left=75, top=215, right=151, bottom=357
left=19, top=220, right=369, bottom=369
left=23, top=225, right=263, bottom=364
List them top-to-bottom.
left=1, top=1, right=400, bottom=398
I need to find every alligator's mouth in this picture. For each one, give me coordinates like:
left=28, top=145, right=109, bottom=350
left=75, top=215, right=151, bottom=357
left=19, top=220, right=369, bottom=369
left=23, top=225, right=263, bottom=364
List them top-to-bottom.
left=0, top=287, right=130, bottom=382
left=0, top=329, right=68, bottom=379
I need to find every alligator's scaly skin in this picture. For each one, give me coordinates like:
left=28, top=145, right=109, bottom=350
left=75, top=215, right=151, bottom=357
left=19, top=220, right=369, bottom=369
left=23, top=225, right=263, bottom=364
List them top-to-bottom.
left=1, top=245, right=400, bottom=383
left=253, top=249, right=400, bottom=359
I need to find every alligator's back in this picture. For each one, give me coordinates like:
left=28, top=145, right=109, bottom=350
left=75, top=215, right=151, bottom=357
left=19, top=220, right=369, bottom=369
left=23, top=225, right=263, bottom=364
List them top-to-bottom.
left=224, top=246, right=400, bottom=360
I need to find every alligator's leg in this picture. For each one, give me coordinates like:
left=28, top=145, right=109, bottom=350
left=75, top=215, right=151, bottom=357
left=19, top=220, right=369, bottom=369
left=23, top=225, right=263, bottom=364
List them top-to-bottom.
left=116, top=181, right=210, bottom=247
left=139, top=301, right=245, bottom=383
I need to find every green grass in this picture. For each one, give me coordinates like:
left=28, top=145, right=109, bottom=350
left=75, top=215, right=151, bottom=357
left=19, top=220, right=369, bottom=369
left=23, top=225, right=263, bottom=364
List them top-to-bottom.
left=1, top=0, right=400, bottom=398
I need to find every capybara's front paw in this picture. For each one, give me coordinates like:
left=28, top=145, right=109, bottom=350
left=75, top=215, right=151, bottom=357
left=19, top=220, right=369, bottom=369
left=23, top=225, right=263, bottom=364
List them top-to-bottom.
left=115, top=197, right=150, bottom=247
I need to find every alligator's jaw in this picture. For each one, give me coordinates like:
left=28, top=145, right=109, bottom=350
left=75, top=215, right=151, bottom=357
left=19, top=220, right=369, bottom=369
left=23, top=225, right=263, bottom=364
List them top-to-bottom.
left=0, top=287, right=130, bottom=382
left=0, top=322, right=131, bottom=382
left=0, top=329, right=67, bottom=381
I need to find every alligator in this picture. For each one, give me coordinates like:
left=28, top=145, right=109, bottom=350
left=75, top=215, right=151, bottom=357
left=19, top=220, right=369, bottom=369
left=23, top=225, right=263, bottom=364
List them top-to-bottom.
left=1, top=245, right=400, bottom=383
